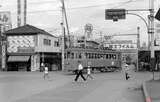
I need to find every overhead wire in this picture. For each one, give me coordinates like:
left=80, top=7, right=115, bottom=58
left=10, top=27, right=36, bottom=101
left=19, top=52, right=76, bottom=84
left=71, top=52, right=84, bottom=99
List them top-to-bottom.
left=27, top=0, right=136, bottom=14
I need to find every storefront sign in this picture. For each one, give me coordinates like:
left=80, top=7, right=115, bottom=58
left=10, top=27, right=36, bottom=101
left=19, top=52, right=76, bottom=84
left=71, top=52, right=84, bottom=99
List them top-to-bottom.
left=104, top=43, right=137, bottom=49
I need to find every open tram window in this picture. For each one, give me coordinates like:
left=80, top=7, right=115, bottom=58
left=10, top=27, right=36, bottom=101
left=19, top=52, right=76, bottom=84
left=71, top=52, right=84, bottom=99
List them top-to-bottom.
left=67, top=51, right=71, bottom=59
left=64, top=53, right=66, bottom=59
left=71, top=53, right=74, bottom=59
left=75, top=53, right=78, bottom=59
left=79, top=53, right=82, bottom=59
left=85, top=53, right=89, bottom=59
left=88, top=53, right=91, bottom=59
left=90, top=53, right=93, bottom=59
left=93, top=53, right=96, bottom=59
left=95, top=53, right=97, bottom=59
left=100, top=54, right=104, bottom=59
left=106, top=54, right=109, bottom=59
left=108, top=54, right=111, bottom=59
left=111, top=54, right=114, bottom=59
left=113, top=54, right=117, bottom=59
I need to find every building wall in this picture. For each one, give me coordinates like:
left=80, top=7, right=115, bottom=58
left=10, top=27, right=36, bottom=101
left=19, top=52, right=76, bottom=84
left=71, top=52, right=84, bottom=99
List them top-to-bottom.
left=35, top=34, right=61, bottom=53
left=7, top=35, right=35, bottom=54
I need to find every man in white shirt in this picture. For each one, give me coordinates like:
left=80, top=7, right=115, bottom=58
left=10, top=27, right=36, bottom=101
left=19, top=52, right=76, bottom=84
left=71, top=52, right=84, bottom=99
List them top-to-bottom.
left=74, top=61, right=86, bottom=81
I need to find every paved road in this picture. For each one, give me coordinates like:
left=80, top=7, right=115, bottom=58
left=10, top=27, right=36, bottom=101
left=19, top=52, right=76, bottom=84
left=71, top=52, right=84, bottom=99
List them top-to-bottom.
left=0, top=71, right=152, bottom=102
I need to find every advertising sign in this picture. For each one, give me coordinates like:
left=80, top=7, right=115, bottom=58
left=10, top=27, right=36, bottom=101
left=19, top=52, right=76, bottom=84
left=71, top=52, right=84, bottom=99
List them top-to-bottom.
left=0, top=12, right=11, bottom=24
left=7, top=35, right=35, bottom=53
left=1, top=43, right=6, bottom=70
left=104, top=43, right=137, bottom=49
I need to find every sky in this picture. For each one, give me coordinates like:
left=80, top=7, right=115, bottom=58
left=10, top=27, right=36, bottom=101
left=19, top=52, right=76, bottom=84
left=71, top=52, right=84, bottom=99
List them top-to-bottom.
left=0, top=0, right=160, bottom=46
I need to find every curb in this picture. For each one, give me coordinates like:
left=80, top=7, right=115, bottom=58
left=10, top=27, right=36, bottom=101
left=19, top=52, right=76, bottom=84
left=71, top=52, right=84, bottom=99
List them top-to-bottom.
left=142, top=82, right=152, bottom=102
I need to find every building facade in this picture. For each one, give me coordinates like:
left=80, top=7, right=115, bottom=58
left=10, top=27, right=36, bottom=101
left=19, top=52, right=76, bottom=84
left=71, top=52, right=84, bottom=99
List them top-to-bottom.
left=5, top=24, right=61, bottom=71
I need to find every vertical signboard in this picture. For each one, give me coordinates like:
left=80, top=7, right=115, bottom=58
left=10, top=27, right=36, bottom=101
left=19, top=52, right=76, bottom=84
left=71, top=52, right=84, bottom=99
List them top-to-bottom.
left=0, top=11, right=11, bottom=71
left=1, top=42, right=6, bottom=71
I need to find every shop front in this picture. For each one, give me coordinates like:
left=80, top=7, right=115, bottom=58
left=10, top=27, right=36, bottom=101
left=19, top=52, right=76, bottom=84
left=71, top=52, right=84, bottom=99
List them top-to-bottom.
left=40, top=53, right=61, bottom=71
left=7, top=55, right=31, bottom=71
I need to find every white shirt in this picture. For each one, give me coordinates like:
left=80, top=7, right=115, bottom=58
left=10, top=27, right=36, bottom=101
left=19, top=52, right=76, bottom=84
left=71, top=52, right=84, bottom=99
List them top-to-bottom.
left=78, top=64, right=83, bottom=70
left=44, top=67, right=48, bottom=73
left=87, top=68, right=91, bottom=74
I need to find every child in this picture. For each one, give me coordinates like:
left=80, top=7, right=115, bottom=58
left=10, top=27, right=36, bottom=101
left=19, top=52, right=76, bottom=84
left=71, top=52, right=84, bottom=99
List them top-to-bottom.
left=124, top=64, right=130, bottom=80
left=44, top=65, right=49, bottom=79
left=86, top=66, right=93, bottom=79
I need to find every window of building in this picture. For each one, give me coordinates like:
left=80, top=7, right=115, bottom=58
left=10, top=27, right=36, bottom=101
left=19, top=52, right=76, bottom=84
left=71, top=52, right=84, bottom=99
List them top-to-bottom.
left=43, top=39, right=51, bottom=46
left=54, top=41, right=59, bottom=47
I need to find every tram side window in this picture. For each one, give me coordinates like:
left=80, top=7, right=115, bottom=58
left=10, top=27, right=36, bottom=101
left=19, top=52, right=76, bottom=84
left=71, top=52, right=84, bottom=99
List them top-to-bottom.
left=67, top=52, right=70, bottom=59
left=76, top=52, right=79, bottom=59
left=64, top=53, right=66, bottom=59
left=71, top=53, right=74, bottom=59
left=79, top=53, right=82, bottom=59
left=85, top=53, right=89, bottom=59
left=88, top=53, right=91, bottom=59
left=90, top=53, right=93, bottom=59
left=93, top=53, right=95, bottom=59
left=95, top=54, right=97, bottom=59
left=100, top=54, right=104, bottom=59
left=106, top=54, right=108, bottom=59
left=108, top=54, right=111, bottom=59
left=111, top=54, right=114, bottom=59
left=113, top=54, right=117, bottom=59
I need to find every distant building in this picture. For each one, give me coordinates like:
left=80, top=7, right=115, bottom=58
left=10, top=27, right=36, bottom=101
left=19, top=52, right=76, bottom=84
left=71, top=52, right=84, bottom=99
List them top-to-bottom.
left=5, top=24, right=61, bottom=71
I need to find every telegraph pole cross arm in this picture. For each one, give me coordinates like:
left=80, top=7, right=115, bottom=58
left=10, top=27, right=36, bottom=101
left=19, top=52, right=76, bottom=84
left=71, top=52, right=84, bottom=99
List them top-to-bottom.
left=155, top=8, right=160, bottom=21
left=105, top=9, right=126, bottom=21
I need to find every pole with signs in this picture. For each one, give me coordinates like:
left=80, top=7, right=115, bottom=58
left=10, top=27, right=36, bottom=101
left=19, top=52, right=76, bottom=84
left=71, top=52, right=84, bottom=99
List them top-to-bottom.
left=148, top=0, right=155, bottom=80
left=0, top=12, right=11, bottom=71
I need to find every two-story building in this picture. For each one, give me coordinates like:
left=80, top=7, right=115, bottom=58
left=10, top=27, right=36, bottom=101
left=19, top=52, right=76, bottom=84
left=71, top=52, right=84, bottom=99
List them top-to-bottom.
left=5, top=24, right=61, bottom=71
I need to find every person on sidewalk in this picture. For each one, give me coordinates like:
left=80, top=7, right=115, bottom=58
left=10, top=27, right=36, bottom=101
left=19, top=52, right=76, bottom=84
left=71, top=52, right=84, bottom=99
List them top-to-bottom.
left=74, top=61, right=86, bottom=82
left=123, top=63, right=130, bottom=80
left=44, top=65, right=49, bottom=79
left=86, top=65, right=93, bottom=80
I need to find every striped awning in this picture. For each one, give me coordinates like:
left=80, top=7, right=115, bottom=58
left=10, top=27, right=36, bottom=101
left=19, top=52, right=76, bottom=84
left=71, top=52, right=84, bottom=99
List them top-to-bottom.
left=8, top=56, right=30, bottom=62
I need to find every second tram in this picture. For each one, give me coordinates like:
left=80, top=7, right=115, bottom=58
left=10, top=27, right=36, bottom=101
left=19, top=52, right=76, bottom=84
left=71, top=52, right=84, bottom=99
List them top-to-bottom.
left=64, top=47, right=121, bottom=73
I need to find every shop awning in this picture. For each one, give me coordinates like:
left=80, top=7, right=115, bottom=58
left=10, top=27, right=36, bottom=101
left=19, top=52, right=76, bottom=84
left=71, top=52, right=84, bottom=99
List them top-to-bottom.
left=8, top=56, right=30, bottom=62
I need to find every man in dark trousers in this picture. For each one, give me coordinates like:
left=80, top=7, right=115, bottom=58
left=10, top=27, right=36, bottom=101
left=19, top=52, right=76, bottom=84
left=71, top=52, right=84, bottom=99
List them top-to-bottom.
left=74, top=61, right=86, bottom=82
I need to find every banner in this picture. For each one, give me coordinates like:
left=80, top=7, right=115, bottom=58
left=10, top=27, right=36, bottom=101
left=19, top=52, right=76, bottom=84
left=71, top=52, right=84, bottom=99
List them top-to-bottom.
left=104, top=43, right=137, bottom=49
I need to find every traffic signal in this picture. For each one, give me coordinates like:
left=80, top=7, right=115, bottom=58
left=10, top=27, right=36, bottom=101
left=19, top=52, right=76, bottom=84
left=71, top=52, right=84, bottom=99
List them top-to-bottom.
left=155, top=8, right=160, bottom=21
left=105, top=9, right=126, bottom=21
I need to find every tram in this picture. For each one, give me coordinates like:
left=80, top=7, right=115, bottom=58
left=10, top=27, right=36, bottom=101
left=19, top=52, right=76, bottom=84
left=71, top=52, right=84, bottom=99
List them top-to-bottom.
left=64, top=47, right=121, bottom=73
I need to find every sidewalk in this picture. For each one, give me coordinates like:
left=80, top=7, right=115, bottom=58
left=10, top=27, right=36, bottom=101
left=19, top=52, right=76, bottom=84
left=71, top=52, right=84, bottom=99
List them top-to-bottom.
left=142, top=72, right=160, bottom=102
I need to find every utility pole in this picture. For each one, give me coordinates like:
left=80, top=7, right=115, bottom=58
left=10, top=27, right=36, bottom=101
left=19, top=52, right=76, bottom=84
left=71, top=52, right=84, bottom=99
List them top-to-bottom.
left=61, top=0, right=65, bottom=71
left=149, top=0, right=155, bottom=80
left=137, top=27, right=140, bottom=71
